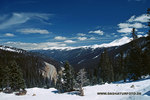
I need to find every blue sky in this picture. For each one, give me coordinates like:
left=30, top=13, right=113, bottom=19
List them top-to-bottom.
left=0, top=0, right=149, bottom=50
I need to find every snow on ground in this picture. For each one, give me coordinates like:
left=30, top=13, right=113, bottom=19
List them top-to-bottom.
left=1, top=78, right=150, bottom=100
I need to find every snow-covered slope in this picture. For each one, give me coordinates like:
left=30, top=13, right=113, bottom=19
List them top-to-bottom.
left=0, top=45, right=25, bottom=53
left=1, top=78, right=150, bottom=100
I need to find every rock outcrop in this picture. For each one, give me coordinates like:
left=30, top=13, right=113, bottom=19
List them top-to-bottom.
left=41, top=62, right=57, bottom=83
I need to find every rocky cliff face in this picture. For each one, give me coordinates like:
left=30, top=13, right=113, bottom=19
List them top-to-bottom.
left=41, top=62, right=57, bottom=83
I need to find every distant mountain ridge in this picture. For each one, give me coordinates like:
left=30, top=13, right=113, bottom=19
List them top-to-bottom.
left=31, top=36, right=148, bottom=70
left=34, top=36, right=131, bottom=50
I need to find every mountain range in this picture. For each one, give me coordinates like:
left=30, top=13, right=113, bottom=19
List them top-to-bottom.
left=0, top=35, right=149, bottom=87
left=31, top=36, right=148, bottom=71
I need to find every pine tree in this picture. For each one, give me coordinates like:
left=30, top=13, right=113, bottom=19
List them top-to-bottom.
left=143, top=8, right=150, bottom=75
left=147, top=8, right=150, bottom=36
left=132, top=28, right=138, bottom=40
left=128, top=41, right=143, bottom=80
left=99, top=49, right=114, bottom=83
left=119, top=52, right=127, bottom=82
left=9, top=61, right=26, bottom=91
left=62, top=61, right=75, bottom=92
left=0, top=64, right=3, bottom=90
left=1, top=65, right=11, bottom=90
left=76, top=68, right=89, bottom=96
left=56, top=73, right=63, bottom=93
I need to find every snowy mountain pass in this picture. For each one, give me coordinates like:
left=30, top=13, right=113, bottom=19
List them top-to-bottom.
left=1, top=78, right=150, bottom=100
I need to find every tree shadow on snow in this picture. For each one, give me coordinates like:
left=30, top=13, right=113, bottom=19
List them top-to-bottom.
left=51, top=90, right=80, bottom=95
left=52, top=90, right=59, bottom=94
left=67, top=91, right=80, bottom=95
left=143, top=91, right=150, bottom=96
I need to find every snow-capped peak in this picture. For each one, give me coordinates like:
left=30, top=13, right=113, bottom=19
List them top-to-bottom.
left=42, top=36, right=131, bottom=50
left=90, top=36, right=131, bottom=49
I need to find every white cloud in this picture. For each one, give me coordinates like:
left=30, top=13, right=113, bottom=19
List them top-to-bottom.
left=0, top=12, right=52, bottom=29
left=117, top=14, right=149, bottom=34
left=128, top=14, right=150, bottom=23
left=127, top=15, right=136, bottom=22
left=118, top=22, right=146, bottom=29
left=118, top=23, right=130, bottom=28
left=132, top=23, right=147, bottom=28
left=17, top=28, right=50, bottom=34
left=117, top=28, right=134, bottom=33
left=89, top=30, right=104, bottom=35
left=138, top=32, right=144, bottom=34
left=4, top=33, right=15, bottom=37
left=77, top=33, right=86, bottom=36
left=111, top=33, right=118, bottom=37
left=112, top=33, right=116, bottom=35
left=121, top=33, right=130, bottom=37
left=114, top=35, right=118, bottom=37
left=54, top=36, right=66, bottom=40
left=77, top=37, right=87, bottom=41
left=89, top=37, right=96, bottom=40
left=64, top=40, right=76, bottom=43
left=3, top=42, right=66, bottom=50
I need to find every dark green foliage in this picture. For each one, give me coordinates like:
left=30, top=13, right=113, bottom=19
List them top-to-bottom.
left=147, top=8, right=150, bottom=36
left=132, top=28, right=138, bottom=40
left=127, top=40, right=143, bottom=80
left=99, top=49, right=114, bottom=83
left=118, top=52, right=127, bottom=82
left=0, top=60, right=26, bottom=91
left=9, top=61, right=26, bottom=91
left=55, top=61, right=75, bottom=93
left=62, top=61, right=75, bottom=92
left=0, top=65, right=3, bottom=90
left=1, top=66, right=11, bottom=90
left=56, top=73, right=63, bottom=93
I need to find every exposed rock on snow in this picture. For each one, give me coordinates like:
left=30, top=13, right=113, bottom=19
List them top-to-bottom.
left=41, top=62, right=57, bottom=83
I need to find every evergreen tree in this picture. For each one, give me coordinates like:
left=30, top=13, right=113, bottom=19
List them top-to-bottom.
left=143, top=8, right=150, bottom=75
left=147, top=8, right=150, bottom=36
left=143, top=9, right=150, bottom=75
left=131, top=28, right=138, bottom=40
left=128, top=41, right=143, bottom=80
left=99, top=49, right=114, bottom=83
left=119, top=52, right=127, bottom=82
left=9, top=61, right=26, bottom=91
left=62, top=61, right=75, bottom=92
left=0, top=64, right=3, bottom=90
left=1, top=66, right=11, bottom=90
left=76, top=68, right=89, bottom=96
left=92, top=68, right=98, bottom=84
left=56, top=73, right=63, bottom=93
